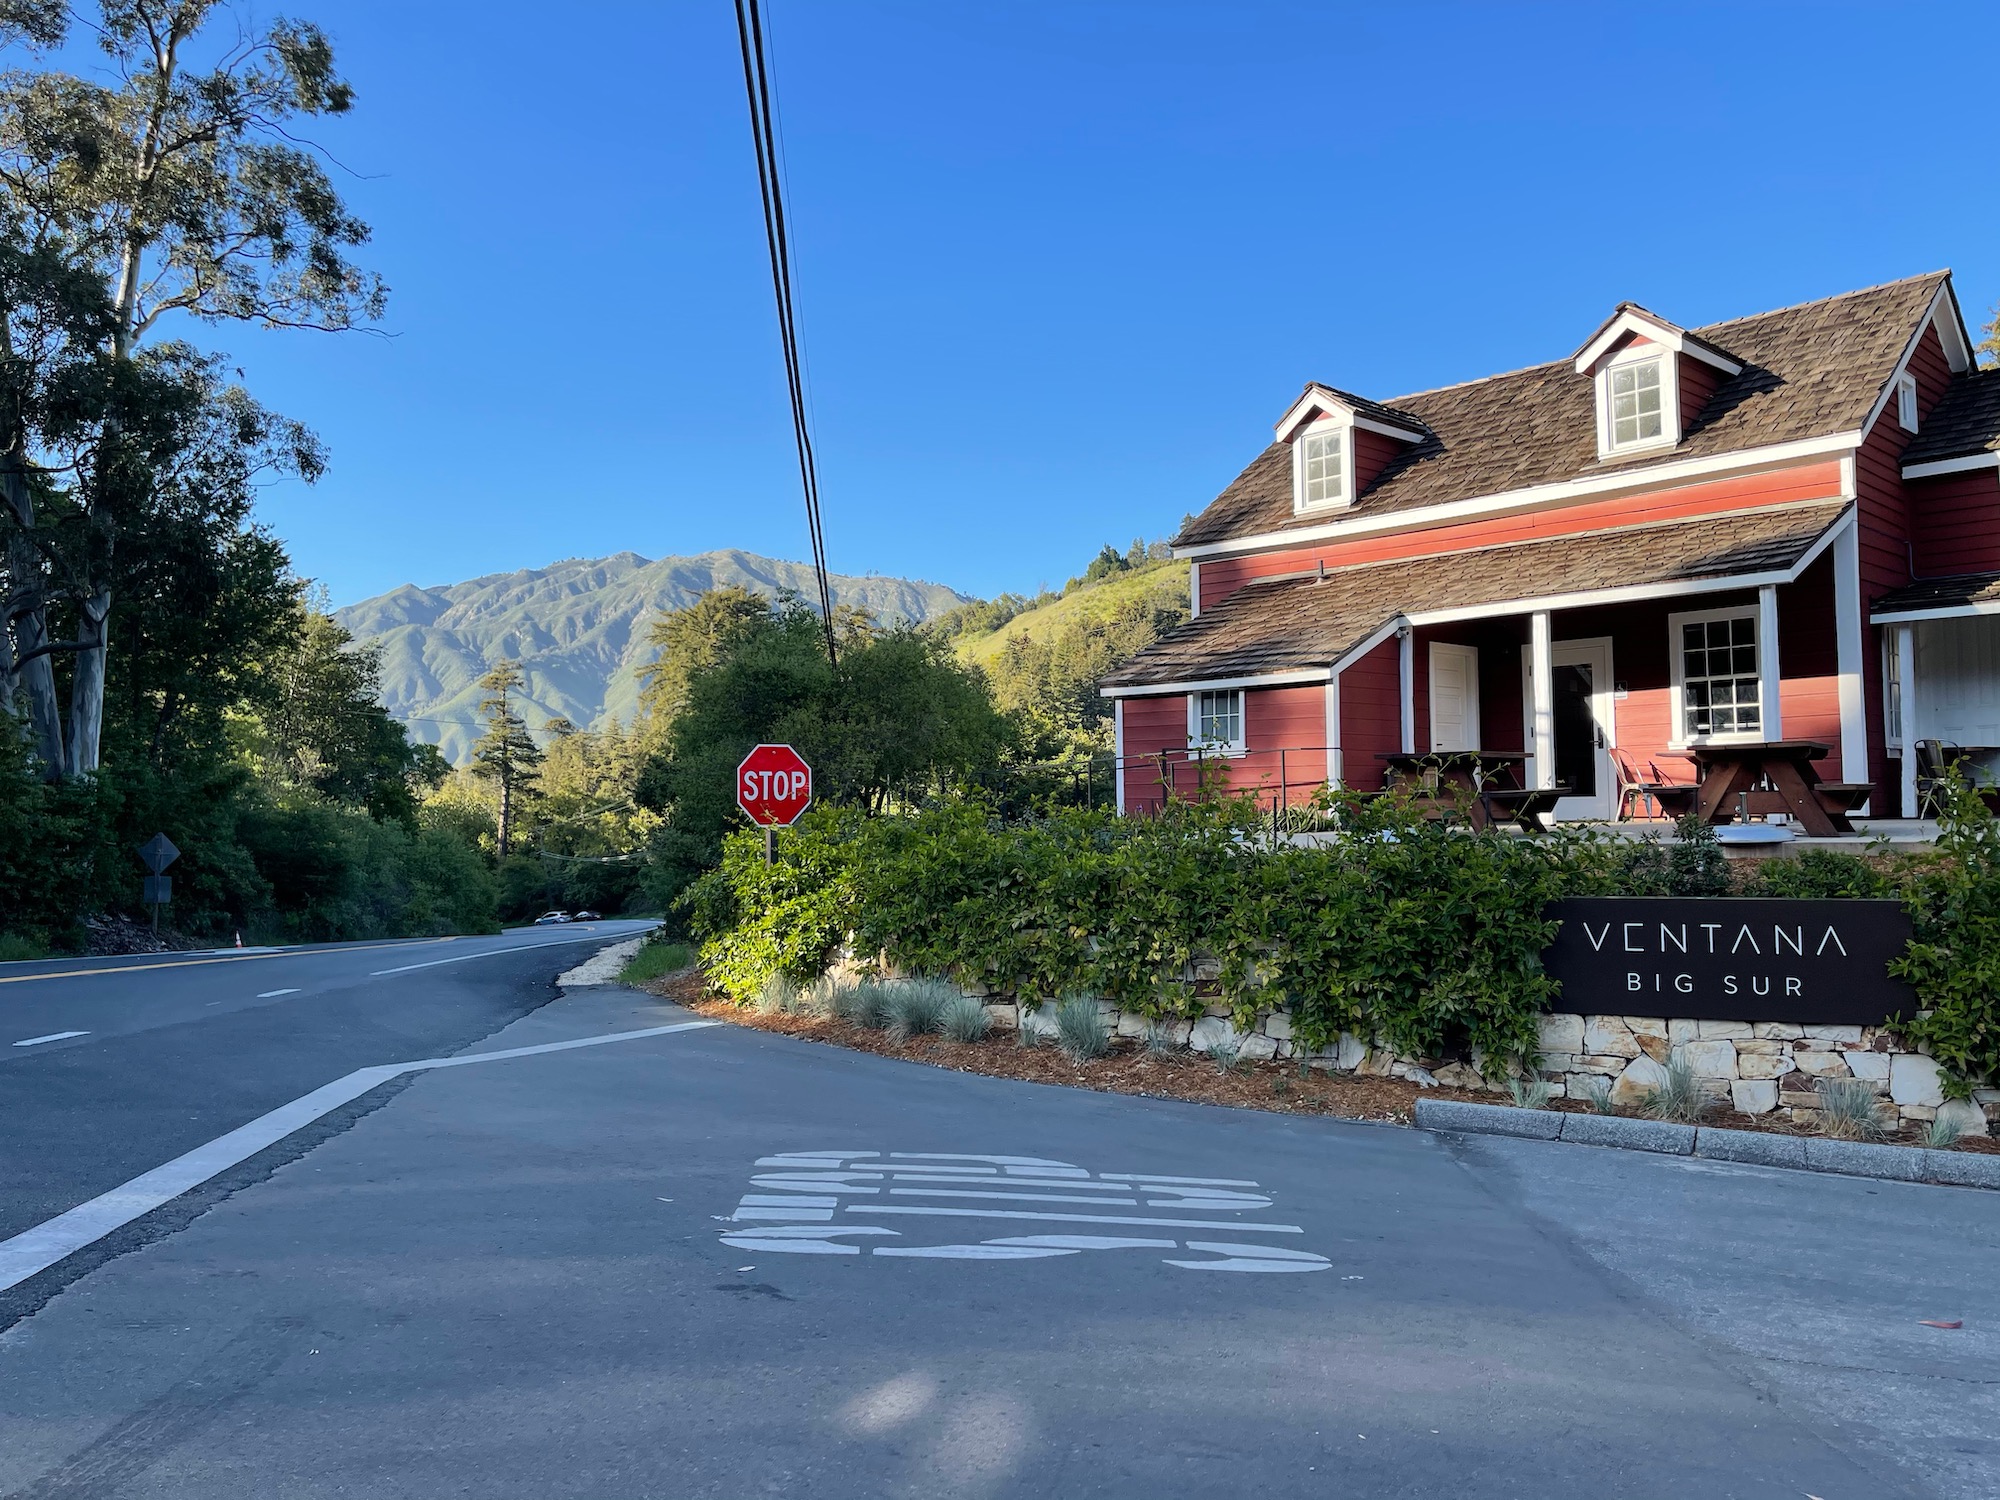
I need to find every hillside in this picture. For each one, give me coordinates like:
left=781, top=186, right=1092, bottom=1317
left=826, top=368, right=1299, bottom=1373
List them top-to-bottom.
left=335, top=549, right=969, bottom=764
left=951, top=558, right=1191, bottom=671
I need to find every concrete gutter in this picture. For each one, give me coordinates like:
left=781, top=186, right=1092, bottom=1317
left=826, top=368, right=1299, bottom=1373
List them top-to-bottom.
left=1415, top=1097, right=2000, bottom=1191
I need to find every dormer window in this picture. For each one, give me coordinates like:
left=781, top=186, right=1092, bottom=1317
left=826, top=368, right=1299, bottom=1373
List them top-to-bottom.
left=1572, top=303, right=1743, bottom=463
left=1609, top=358, right=1665, bottom=448
left=1300, top=425, right=1346, bottom=507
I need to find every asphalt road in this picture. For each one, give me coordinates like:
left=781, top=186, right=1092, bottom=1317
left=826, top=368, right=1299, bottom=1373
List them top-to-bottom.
left=0, top=921, right=653, bottom=1253
left=2, top=980, right=1992, bottom=1499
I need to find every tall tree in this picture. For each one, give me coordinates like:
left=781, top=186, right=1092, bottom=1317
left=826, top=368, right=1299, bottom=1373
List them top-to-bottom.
left=0, top=0, right=383, bottom=776
left=1981, top=302, right=1999, bottom=370
left=637, top=586, right=773, bottom=730
left=471, top=659, right=541, bottom=857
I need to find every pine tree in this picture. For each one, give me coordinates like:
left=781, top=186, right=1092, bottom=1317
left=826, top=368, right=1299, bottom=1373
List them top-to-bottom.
left=471, top=660, right=542, bottom=857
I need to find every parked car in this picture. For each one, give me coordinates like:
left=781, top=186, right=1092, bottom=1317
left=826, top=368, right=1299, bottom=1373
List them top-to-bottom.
left=571, top=910, right=602, bottom=922
left=533, top=911, right=572, bottom=925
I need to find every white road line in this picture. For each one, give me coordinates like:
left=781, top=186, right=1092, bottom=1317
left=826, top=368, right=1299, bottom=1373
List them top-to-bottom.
left=369, top=933, right=627, bottom=976
left=255, top=989, right=300, bottom=999
left=0, top=1018, right=718, bottom=1293
left=12, top=1030, right=89, bottom=1048
left=887, top=1188, right=1141, bottom=1206
left=863, top=1205, right=1304, bottom=1232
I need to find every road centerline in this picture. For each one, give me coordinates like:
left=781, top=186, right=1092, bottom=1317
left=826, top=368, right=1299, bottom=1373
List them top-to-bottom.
left=12, top=1030, right=89, bottom=1048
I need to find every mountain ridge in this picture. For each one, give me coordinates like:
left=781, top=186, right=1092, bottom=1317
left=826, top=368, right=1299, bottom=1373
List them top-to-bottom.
left=335, top=548, right=971, bottom=764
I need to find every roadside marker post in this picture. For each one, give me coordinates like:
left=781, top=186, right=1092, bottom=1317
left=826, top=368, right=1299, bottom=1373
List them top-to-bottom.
left=736, top=744, right=813, bottom=866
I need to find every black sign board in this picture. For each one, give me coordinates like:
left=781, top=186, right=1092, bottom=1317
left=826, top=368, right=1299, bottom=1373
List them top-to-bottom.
left=137, top=833, right=180, bottom=875
left=142, top=875, right=172, bottom=906
left=1542, top=897, right=1914, bottom=1025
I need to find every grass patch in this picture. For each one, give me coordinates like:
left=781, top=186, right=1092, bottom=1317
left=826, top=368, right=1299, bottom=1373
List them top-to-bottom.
left=0, top=932, right=48, bottom=962
left=618, top=938, right=692, bottom=987
left=884, top=978, right=959, bottom=1040
left=941, top=995, right=991, bottom=1042
left=1055, top=996, right=1112, bottom=1062
left=1641, top=1053, right=1713, bottom=1124
left=1506, top=1074, right=1553, bottom=1110
left=1815, top=1076, right=1891, bottom=1141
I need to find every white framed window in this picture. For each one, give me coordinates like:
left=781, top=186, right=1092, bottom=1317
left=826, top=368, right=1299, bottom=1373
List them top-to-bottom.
left=1609, top=358, right=1665, bottom=447
left=1897, top=373, right=1920, bottom=433
left=1292, top=418, right=1352, bottom=513
left=1669, top=606, right=1763, bottom=744
left=1190, top=689, right=1245, bottom=753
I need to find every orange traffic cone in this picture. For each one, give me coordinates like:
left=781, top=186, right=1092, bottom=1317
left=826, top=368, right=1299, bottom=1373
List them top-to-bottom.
left=235, top=931, right=243, bottom=948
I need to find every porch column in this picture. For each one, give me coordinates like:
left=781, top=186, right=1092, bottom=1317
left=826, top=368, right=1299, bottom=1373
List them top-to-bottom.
left=1832, top=522, right=1868, bottom=787
left=1758, top=584, right=1784, bottom=740
left=1529, top=610, right=1554, bottom=790
left=1897, top=623, right=1918, bottom=817
left=1398, top=627, right=1415, bottom=754
left=1325, top=670, right=1343, bottom=788
left=1113, top=699, right=1127, bottom=815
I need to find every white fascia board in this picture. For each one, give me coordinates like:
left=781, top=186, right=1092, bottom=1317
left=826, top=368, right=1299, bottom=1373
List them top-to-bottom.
left=1859, top=286, right=1972, bottom=441
left=1572, top=310, right=1742, bottom=375
left=1276, top=387, right=1425, bottom=446
left=1353, top=414, right=1427, bottom=443
left=1174, top=431, right=1859, bottom=562
left=1903, top=452, right=2000, bottom=480
left=1403, top=506, right=1853, bottom=627
left=1870, top=600, right=2000, bottom=624
left=1330, top=617, right=1406, bottom=675
left=1099, top=667, right=1330, bottom=700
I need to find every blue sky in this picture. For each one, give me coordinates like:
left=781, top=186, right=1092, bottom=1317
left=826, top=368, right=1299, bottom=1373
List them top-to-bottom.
left=150, top=1, right=2000, bottom=607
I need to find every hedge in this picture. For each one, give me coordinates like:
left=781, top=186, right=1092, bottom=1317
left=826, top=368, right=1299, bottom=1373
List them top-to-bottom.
left=683, top=788, right=2000, bottom=1097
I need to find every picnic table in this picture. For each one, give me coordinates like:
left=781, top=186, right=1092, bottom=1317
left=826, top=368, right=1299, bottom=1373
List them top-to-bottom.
left=1687, top=740, right=1872, bottom=838
left=1377, top=751, right=1564, bottom=833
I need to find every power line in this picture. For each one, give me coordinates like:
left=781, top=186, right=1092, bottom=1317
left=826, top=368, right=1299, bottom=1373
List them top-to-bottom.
left=734, top=0, right=838, bottom=669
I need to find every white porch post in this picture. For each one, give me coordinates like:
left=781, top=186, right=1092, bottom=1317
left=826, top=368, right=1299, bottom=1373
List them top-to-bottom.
left=1832, top=522, right=1868, bottom=785
left=1758, top=584, right=1784, bottom=741
left=1530, top=610, right=1554, bottom=789
left=1897, top=623, right=1918, bottom=817
left=1398, top=627, right=1415, bottom=754
left=1325, top=671, right=1342, bottom=788
left=1113, top=699, right=1126, bottom=815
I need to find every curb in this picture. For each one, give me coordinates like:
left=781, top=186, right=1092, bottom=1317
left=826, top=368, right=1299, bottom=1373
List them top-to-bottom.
left=1413, top=1098, right=2000, bottom=1191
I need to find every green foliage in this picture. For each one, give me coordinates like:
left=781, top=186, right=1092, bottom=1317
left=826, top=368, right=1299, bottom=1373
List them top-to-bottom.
left=1890, top=774, right=2000, bottom=1098
left=687, top=794, right=1603, bottom=1071
left=1610, top=814, right=1733, bottom=897
left=1744, top=847, right=1891, bottom=899
left=0, top=930, right=45, bottom=960
left=619, top=936, right=693, bottom=988
left=1641, top=1052, right=1711, bottom=1123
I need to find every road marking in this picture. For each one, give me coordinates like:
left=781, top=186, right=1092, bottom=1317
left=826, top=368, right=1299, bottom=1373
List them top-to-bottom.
left=369, top=933, right=630, bottom=976
left=0, top=940, right=456, bottom=986
left=256, top=989, right=300, bottom=999
left=0, top=1018, right=718, bottom=1293
left=12, top=1030, right=89, bottom=1048
left=718, top=1151, right=1331, bottom=1272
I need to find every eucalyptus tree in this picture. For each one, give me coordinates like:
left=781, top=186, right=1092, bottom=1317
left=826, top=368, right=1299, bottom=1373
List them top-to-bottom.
left=0, top=0, right=382, bottom=778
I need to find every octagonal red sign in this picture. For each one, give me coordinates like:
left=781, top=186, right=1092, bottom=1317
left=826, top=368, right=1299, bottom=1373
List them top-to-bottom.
left=736, top=743, right=813, bottom=827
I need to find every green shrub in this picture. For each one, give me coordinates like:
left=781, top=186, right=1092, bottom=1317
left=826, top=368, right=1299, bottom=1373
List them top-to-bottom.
left=1891, top=775, right=2000, bottom=1098
left=682, top=806, right=863, bottom=1001
left=1746, top=847, right=1892, bottom=899
left=0, top=931, right=47, bottom=961
left=884, top=977, right=958, bottom=1039
left=940, top=994, right=991, bottom=1042
left=1055, top=996, right=1111, bottom=1062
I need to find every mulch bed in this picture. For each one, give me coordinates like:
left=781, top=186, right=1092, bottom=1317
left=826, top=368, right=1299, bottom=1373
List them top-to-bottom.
left=639, top=965, right=1998, bottom=1153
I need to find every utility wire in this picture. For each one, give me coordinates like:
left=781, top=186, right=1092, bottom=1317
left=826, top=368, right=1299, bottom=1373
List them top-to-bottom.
left=734, top=0, right=838, bottom=668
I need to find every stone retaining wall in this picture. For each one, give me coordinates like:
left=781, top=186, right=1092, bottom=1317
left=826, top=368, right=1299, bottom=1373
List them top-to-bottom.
left=968, top=985, right=1997, bottom=1137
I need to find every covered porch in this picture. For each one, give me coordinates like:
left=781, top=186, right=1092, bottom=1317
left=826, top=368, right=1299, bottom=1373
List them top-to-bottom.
left=1873, top=573, right=2000, bottom=816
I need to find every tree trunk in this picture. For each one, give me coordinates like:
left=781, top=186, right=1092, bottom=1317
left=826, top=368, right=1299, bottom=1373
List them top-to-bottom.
left=0, top=456, right=66, bottom=778
left=64, top=586, right=109, bottom=778
left=497, top=767, right=512, bottom=857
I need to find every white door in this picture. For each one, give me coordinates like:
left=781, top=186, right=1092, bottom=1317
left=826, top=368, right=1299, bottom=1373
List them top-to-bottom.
left=1523, top=637, right=1617, bottom=820
left=1429, top=642, right=1481, bottom=752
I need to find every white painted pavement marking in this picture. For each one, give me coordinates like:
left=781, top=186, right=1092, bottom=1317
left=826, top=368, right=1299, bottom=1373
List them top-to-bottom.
left=368, top=932, right=633, bottom=976
left=255, top=988, right=300, bottom=999
left=0, top=1019, right=719, bottom=1293
left=12, top=1030, right=89, bottom=1048
left=717, top=1150, right=1332, bottom=1272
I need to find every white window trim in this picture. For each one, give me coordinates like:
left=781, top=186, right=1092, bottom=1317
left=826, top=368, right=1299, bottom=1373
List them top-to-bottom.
left=1595, top=346, right=1681, bottom=460
left=1897, top=373, right=1920, bottom=433
left=1291, top=414, right=1356, bottom=516
left=1667, top=603, right=1764, bottom=749
left=1187, top=688, right=1247, bottom=756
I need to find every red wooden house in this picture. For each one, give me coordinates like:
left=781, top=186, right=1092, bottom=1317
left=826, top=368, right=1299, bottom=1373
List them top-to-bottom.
left=1101, top=272, right=2000, bottom=824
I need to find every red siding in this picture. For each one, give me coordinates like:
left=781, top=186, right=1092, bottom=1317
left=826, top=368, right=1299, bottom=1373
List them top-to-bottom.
left=1856, top=321, right=1955, bottom=805
left=1679, top=358, right=1722, bottom=437
left=1351, top=427, right=1406, bottom=498
left=1197, top=460, right=1846, bottom=609
left=1911, top=468, right=2000, bottom=576
left=1776, top=552, right=1842, bottom=778
left=1335, top=637, right=1402, bottom=788
left=1119, top=694, right=1186, bottom=814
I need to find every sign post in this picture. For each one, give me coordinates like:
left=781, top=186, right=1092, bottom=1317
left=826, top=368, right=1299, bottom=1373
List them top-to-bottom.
left=736, top=744, right=813, bottom=864
left=137, top=833, right=181, bottom=935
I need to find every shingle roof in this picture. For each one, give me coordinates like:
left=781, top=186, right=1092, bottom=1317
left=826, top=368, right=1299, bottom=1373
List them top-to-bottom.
left=1179, top=273, right=1951, bottom=549
left=1901, top=367, right=2000, bottom=467
left=1293, top=382, right=1432, bottom=439
left=1107, top=503, right=1849, bottom=689
left=1871, top=571, right=2000, bottom=618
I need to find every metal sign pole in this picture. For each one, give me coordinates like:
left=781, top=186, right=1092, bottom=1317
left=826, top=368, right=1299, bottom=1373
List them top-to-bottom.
left=764, top=826, right=775, bottom=867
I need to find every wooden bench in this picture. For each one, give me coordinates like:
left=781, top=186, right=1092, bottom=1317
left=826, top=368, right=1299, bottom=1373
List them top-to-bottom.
left=1480, top=786, right=1567, bottom=833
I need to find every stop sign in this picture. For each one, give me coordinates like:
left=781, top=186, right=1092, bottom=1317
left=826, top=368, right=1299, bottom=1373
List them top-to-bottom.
left=736, top=743, right=813, bottom=827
